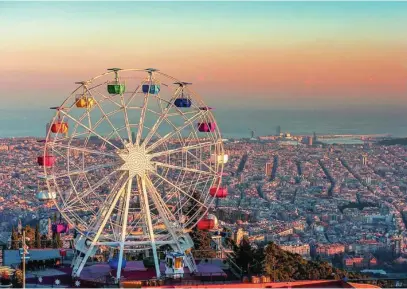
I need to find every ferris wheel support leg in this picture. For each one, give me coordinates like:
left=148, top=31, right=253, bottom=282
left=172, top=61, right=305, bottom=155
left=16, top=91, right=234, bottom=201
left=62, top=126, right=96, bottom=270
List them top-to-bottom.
left=140, top=176, right=161, bottom=279
left=145, top=177, right=197, bottom=273
left=116, top=178, right=132, bottom=282
left=73, top=179, right=127, bottom=277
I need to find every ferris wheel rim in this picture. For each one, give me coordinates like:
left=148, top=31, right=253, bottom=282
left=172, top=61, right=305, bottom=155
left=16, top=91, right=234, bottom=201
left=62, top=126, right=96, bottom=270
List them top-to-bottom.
left=42, top=68, right=225, bottom=243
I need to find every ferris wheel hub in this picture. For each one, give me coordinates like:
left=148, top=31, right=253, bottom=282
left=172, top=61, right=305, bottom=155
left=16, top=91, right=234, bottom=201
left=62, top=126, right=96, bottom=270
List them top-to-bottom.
left=117, top=144, right=154, bottom=178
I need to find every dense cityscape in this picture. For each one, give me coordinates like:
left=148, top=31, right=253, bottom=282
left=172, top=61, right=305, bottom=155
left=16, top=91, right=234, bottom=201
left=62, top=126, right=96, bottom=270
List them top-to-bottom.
left=2, top=129, right=407, bottom=281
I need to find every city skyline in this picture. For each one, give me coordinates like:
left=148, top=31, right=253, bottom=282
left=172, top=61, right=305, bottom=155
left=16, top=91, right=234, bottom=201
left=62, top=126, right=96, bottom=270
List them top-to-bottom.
left=1, top=1, right=407, bottom=110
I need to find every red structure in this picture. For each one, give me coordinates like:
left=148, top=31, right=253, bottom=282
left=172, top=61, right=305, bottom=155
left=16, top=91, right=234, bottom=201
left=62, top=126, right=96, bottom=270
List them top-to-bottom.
left=37, top=156, right=55, bottom=167
left=209, top=187, right=228, bottom=198
left=197, top=218, right=215, bottom=230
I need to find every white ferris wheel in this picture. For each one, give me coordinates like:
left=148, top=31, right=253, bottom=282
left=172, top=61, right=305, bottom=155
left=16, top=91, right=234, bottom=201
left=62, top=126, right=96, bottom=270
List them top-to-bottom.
left=37, top=68, right=228, bottom=281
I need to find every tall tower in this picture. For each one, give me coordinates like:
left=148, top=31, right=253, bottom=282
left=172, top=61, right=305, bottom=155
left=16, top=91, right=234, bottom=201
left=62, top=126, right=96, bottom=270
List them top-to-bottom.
left=276, top=125, right=281, bottom=136
left=251, top=130, right=255, bottom=139
left=313, top=132, right=318, bottom=142
left=362, top=154, right=367, bottom=166
left=265, top=162, right=272, bottom=177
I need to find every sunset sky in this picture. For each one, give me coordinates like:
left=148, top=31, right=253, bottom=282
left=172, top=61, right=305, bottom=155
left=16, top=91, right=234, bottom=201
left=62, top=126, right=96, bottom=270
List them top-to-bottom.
left=1, top=1, right=407, bottom=110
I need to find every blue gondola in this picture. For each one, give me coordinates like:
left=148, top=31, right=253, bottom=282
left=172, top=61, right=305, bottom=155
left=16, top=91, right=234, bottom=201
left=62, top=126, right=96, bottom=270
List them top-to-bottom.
left=142, top=84, right=160, bottom=94
left=174, top=98, right=192, bottom=108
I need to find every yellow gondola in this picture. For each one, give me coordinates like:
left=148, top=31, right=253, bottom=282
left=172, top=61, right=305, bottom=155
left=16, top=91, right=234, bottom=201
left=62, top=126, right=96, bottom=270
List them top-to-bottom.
left=76, top=96, right=95, bottom=108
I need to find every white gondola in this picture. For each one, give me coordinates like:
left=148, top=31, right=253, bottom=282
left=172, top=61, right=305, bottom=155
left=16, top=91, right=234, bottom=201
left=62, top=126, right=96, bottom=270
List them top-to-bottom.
left=211, top=153, right=228, bottom=164
left=36, top=191, right=57, bottom=201
left=207, top=214, right=219, bottom=229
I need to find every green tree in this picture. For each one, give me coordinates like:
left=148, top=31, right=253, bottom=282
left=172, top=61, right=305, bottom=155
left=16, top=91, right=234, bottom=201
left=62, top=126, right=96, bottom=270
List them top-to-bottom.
left=34, top=223, right=41, bottom=248
left=10, top=227, right=19, bottom=250
left=189, top=229, right=216, bottom=259
left=52, top=232, right=63, bottom=249
left=40, top=234, right=48, bottom=248
left=235, top=236, right=254, bottom=274
left=12, top=269, right=23, bottom=288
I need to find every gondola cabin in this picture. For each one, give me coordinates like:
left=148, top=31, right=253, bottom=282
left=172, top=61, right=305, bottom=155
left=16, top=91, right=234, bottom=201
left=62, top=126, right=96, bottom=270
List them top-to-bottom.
left=107, top=81, right=125, bottom=95
left=142, top=83, right=160, bottom=94
left=75, top=96, right=95, bottom=108
left=174, top=98, right=192, bottom=108
left=199, top=107, right=213, bottom=111
left=51, top=122, right=68, bottom=134
left=198, top=122, right=216, bottom=132
left=211, top=154, right=228, bottom=164
left=37, top=156, right=55, bottom=167
left=209, top=187, right=228, bottom=198
left=36, top=191, right=57, bottom=201
left=197, top=214, right=218, bottom=230
left=52, top=223, right=69, bottom=234
left=165, top=252, right=184, bottom=278
left=109, top=257, right=127, bottom=270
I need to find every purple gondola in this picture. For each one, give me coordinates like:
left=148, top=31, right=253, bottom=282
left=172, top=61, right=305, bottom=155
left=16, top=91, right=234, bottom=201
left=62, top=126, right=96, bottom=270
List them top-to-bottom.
left=174, top=98, right=192, bottom=108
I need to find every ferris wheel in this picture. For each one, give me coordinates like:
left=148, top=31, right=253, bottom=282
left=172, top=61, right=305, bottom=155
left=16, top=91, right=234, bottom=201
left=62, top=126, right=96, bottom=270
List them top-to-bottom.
left=37, top=68, right=228, bottom=280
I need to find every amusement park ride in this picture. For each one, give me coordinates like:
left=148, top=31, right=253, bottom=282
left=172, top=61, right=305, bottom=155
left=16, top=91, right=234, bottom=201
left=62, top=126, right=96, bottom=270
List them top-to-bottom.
left=35, top=68, right=228, bottom=283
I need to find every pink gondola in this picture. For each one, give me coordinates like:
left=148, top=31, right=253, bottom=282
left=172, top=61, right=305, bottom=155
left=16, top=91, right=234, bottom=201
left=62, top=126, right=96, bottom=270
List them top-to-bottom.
left=198, top=122, right=216, bottom=132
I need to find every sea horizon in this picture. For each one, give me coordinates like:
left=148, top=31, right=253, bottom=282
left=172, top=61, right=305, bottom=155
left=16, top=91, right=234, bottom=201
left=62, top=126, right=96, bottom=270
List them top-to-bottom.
left=1, top=106, right=406, bottom=139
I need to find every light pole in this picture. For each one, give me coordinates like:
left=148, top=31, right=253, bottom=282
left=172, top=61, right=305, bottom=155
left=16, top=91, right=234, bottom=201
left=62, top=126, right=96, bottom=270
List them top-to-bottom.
left=20, top=230, right=30, bottom=289
left=22, top=230, right=26, bottom=289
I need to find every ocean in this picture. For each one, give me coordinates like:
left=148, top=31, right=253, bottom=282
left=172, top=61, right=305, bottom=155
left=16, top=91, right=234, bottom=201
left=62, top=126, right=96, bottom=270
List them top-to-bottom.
left=1, top=107, right=406, bottom=139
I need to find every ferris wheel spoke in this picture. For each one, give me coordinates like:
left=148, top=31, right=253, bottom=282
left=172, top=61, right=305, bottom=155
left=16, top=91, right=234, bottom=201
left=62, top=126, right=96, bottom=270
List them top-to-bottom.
left=135, top=86, right=151, bottom=146
left=94, top=87, right=122, bottom=108
left=118, top=87, right=134, bottom=144
left=91, top=93, right=128, bottom=148
left=142, top=94, right=179, bottom=147
left=60, top=110, right=121, bottom=150
left=146, top=110, right=205, bottom=153
left=150, top=141, right=215, bottom=158
left=50, top=143, right=117, bottom=158
left=186, top=150, right=219, bottom=174
left=152, top=161, right=217, bottom=177
left=51, top=162, right=120, bottom=179
left=65, top=170, right=121, bottom=207
left=150, top=171, right=206, bottom=208
left=88, top=173, right=129, bottom=232
left=145, top=176, right=178, bottom=224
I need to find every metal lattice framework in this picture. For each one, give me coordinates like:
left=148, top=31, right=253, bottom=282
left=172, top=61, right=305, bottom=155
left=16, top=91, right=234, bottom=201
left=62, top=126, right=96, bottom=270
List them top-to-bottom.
left=41, top=68, right=225, bottom=280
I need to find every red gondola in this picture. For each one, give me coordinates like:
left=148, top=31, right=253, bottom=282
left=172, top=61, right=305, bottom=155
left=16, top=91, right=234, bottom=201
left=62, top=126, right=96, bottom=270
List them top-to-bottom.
left=51, top=122, right=68, bottom=134
left=198, top=122, right=216, bottom=132
left=37, top=156, right=55, bottom=167
left=209, top=187, right=228, bottom=198
left=197, top=218, right=215, bottom=230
